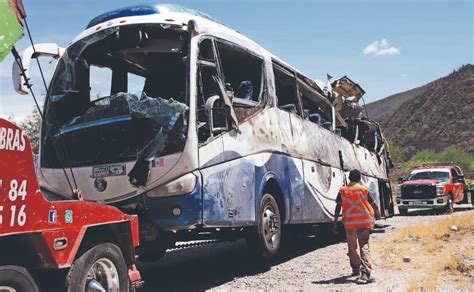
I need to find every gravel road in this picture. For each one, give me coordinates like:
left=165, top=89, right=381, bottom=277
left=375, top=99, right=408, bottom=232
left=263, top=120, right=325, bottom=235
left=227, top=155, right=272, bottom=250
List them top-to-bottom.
left=138, top=205, right=473, bottom=291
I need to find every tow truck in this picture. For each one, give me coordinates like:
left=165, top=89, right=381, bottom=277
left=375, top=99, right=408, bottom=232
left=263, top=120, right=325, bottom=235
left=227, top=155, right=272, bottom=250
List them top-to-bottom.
left=0, top=1, right=143, bottom=291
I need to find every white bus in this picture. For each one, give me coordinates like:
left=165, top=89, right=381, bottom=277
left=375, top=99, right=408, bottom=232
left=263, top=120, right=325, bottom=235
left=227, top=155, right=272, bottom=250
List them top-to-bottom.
left=13, top=4, right=394, bottom=259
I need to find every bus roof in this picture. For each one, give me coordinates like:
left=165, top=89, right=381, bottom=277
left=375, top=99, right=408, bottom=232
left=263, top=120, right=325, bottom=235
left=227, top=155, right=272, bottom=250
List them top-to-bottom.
left=71, top=3, right=320, bottom=94
left=86, top=4, right=222, bottom=29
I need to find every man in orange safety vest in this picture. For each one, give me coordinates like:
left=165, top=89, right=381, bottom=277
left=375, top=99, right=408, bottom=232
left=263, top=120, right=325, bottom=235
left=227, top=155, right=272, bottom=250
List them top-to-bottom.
left=333, top=169, right=381, bottom=284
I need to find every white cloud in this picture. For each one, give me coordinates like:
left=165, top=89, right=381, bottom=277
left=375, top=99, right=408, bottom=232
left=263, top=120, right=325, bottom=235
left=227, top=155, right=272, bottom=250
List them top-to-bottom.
left=362, top=39, right=400, bottom=57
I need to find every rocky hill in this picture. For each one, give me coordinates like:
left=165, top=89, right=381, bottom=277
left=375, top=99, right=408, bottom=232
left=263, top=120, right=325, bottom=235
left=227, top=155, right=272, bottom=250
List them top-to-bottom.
left=367, top=64, right=474, bottom=156
left=365, top=85, right=427, bottom=119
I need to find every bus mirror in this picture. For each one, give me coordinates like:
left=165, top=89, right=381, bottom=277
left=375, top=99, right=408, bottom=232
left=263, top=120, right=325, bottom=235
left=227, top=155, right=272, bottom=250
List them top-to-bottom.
left=12, top=43, right=65, bottom=95
left=205, top=95, right=229, bottom=134
left=398, top=177, right=404, bottom=184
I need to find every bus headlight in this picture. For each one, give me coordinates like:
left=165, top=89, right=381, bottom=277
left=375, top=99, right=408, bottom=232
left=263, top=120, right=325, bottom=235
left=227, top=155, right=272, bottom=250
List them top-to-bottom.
left=147, top=173, right=197, bottom=198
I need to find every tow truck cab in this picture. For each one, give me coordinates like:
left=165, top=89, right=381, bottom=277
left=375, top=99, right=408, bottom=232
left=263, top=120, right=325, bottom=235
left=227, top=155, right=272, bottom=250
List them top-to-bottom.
left=396, top=165, right=465, bottom=214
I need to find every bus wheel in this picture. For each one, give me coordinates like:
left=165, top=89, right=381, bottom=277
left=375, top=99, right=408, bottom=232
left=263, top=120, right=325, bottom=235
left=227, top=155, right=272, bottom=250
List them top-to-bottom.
left=250, top=193, right=281, bottom=260
left=444, top=194, right=454, bottom=214
left=66, top=243, right=129, bottom=292
left=0, top=265, right=39, bottom=292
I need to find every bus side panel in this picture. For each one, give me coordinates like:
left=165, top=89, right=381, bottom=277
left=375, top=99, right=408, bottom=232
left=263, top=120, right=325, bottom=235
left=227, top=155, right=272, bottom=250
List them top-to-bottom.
left=201, top=152, right=304, bottom=228
left=253, top=153, right=302, bottom=224
left=201, top=158, right=256, bottom=227
left=302, top=162, right=344, bottom=223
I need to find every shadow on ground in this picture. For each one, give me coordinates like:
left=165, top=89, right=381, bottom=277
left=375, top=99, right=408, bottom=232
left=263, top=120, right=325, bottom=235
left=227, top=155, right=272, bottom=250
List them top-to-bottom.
left=138, top=206, right=473, bottom=291
left=137, top=227, right=346, bottom=291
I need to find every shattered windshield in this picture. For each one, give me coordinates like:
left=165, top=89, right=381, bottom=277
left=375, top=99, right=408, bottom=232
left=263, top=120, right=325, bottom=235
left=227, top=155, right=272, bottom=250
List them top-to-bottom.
left=42, top=25, right=190, bottom=171
left=408, top=171, right=450, bottom=182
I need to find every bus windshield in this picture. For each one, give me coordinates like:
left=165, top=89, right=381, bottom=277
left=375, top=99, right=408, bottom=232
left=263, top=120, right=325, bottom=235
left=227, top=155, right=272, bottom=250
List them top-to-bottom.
left=42, top=25, right=190, bottom=168
left=407, top=171, right=450, bottom=182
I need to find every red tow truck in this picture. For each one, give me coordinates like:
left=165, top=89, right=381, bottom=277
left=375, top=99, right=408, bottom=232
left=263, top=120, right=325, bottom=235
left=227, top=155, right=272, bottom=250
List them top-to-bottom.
left=0, top=2, right=143, bottom=290
left=0, top=119, right=143, bottom=291
left=396, top=164, right=466, bottom=215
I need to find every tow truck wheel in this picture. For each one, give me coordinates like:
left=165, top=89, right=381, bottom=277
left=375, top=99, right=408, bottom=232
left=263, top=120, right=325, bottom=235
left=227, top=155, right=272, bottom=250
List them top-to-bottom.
left=247, top=193, right=281, bottom=261
left=444, top=194, right=454, bottom=214
left=66, top=243, right=129, bottom=292
left=0, top=265, right=39, bottom=292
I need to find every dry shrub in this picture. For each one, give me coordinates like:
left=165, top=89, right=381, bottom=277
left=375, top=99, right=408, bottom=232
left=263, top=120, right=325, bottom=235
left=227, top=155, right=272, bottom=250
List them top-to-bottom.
left=381, top=212, right=474, bottom=291
left=394, top=212, right=474, bottom=245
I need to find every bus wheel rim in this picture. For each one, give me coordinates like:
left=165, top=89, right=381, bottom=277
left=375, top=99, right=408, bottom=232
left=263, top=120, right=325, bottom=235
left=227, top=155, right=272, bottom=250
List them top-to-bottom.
left=262, top=205, right=280, bottom=250
left=0, top=286, right=17, bottom=292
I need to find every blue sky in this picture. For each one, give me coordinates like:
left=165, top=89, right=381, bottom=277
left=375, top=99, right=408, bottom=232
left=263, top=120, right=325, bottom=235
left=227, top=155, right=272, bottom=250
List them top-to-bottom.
left=0, top=0, right=472, bottom=120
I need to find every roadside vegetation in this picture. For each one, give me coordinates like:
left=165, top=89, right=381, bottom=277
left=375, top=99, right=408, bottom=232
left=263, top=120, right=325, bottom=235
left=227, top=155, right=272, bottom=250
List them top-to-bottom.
left=388, top=141, right=474, bottom=182
left=404, top=147, right=474, bottom=175
left=375, top=212, right=474, bottom=291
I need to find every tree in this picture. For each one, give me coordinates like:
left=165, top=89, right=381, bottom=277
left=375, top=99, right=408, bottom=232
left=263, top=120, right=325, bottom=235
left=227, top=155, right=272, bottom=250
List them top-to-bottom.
left=20, top=107, right=42, bottom=154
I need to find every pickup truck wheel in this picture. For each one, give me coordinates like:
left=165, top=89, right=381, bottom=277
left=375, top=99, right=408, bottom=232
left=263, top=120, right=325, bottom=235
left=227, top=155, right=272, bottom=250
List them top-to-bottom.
left=246, top=193, right=282, bottom=261
left=444, top=194, right=454, bottom=214
left=399, top=208, right=408, bottom=216
left=66, top=243, right=129, bottom=292
left=0, top=265, right=39, bottom=292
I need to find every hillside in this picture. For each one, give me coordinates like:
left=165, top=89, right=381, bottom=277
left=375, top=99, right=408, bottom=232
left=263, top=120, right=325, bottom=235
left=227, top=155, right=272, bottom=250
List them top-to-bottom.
left=373, top=64, right=474, bottom=156
left=365, top=85, right=427, bottom=119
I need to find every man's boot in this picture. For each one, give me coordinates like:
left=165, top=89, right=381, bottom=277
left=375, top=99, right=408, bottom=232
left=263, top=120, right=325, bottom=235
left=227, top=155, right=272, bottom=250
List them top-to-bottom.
left=355, top=273, right=372, bottom=284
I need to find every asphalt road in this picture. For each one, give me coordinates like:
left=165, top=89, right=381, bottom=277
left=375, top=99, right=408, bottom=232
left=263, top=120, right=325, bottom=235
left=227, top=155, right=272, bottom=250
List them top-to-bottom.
left=137, top=204, right=473, bottom=291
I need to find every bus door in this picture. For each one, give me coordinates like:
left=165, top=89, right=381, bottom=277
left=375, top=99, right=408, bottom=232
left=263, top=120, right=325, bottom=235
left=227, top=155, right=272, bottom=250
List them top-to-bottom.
left=378, top=180, right=395, bottom=218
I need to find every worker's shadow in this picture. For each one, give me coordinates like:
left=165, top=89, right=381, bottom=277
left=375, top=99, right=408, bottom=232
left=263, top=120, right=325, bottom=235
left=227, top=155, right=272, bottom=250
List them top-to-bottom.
left=312, top=275, right=355, bottom=285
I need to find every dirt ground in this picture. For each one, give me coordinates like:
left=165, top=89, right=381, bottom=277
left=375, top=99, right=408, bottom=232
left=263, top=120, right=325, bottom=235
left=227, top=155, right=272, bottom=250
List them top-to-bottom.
left=138, top=205, right=474, bottom=291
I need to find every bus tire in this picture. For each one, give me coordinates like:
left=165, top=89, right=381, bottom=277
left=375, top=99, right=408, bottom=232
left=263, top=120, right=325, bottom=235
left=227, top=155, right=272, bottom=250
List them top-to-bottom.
left=249, top=193, right=282, bottom=261
left=66, top=243, right=129, bottom=292
left=0, top=265, right=39, bottom=292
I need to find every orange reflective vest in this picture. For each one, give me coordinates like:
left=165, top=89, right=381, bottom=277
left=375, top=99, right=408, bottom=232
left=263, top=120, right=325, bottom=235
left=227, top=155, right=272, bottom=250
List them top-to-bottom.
left=339, top=183, right=375, bottom=229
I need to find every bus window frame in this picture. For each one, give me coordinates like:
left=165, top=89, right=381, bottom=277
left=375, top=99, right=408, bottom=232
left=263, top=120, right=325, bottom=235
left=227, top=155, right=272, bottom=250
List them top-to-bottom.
left=213, top=37, right=267, bottom=109
left=272, top=59, right=304, bottom=117
left=296, top=75, right=335, bottom=131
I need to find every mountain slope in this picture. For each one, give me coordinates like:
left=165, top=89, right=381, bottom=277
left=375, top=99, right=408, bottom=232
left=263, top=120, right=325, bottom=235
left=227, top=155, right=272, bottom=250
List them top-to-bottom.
left=376, top=64, right=474, bottom=156
left=365, top=85, right=427, bottom=119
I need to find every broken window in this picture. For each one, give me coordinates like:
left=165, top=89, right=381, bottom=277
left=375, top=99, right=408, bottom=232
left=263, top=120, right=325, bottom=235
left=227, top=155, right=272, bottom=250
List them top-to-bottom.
left=42, top=25, right=190, bottom=169
left=197, top=38, right=222, bottom=143
left=215, top=40, right=264, bottom=123
left=272, top=61, right=301, bottom=115
left=89, top=65, right=112, bottom=101
left=128, top=73, right=146, bottom=95
left=297, top=76, right=333, bottom=129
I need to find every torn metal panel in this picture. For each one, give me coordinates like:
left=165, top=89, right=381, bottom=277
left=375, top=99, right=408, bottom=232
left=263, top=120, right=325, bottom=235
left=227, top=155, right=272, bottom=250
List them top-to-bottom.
left=332, top=75, right=365, bottom=101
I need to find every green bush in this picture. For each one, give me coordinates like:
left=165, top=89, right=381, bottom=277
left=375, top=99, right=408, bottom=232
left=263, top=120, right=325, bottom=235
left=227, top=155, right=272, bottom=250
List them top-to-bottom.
left=404, top=147, right=474, bottom=174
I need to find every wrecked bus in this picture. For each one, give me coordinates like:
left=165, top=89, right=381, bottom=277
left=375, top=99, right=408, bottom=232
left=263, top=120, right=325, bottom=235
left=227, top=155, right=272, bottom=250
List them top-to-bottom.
left=12, top=4, right=394, bottom=259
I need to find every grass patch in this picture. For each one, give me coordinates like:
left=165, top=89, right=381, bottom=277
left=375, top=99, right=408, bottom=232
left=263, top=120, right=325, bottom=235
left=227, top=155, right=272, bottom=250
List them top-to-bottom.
left=376, top=212, right=474, bottom=291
